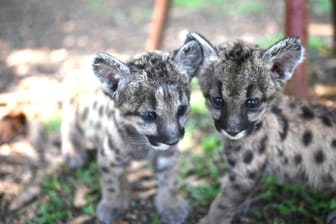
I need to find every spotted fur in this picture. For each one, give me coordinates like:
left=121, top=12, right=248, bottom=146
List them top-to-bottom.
left=186, top=32, right=336, bottom=224
left=61, top=40, right=204, bottom=224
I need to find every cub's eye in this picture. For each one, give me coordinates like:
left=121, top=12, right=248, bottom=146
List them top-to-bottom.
left=211, top=97, right=225, bottom=108
left=245, top=98, right=261, bottom=110
left=177, top=105, right=188, bottom=116
left=142, top=111, right=157, bottom=122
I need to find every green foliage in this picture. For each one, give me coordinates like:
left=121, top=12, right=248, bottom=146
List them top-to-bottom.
left=310, top=0, right=331, bottom=14
left=43, top=115, right=61, bottom=134
left=28, top=160, right=99, bottom=223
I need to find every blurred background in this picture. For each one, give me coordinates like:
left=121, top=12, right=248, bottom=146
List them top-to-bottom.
left=0, top=0, right=334, bottom=223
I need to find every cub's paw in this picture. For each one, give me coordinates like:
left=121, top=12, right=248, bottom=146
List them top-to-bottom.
left=63, top=152, right=87, bottom=169
left=155, top=196, right=191, bottom=224
left=96, top=200, right=128, bottom=224
left=327, top=210, right=336, bottom=224
left=198, top=216, right=209, bottom=224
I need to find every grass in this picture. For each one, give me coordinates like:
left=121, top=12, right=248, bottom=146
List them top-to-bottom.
left=33, top=80, right=336, bottom=223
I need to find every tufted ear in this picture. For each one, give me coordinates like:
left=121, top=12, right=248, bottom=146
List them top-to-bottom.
left=174, top=32, right=218, bottom=78
left=264, top=37, right=305, bottom=86
left=92, top=53, right=131, bottom=97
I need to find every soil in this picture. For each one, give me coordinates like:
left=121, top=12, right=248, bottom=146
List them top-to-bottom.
left=0, top=0, right=334, bottom=223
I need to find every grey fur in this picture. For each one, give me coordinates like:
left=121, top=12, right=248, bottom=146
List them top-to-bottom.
left=191, top=33, right=336, bottom=224
left=61, top=42, right=202, bottom=224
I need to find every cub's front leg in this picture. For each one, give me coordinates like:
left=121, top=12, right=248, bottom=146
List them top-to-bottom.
left=96, top=136, right=130, bottom=224
left=154, top=148, right=191, bottom=224
left=200, top=150, right=266, bottom=224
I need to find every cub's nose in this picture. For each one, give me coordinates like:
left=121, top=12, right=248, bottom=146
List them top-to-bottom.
left=226, top=128, right=240, bottom=136
left=165, top=138, right=180, bottom=146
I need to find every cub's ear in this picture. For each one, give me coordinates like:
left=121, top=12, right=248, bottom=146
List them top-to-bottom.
left=173, top=32, right=218, bottom=78
left=264, top=37, right=305, bottom=86
left=92, top=53, right=131, bottom=96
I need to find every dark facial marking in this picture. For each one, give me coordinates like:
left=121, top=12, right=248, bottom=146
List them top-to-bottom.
left=217, top=80, right=223, bottom=95
left=246, top=85, right=254, bottom=98
left=148, top=92, right=157, bottom=110
left=301, top=106, right=315, bottom=120
left=271, top=107, right=288, bottom=141
left=320, top=115, right=333, bottom=127
left=302, top=130, right=313, bottom=146
left=314, top=149, right=325, bottom=164
left=243, top=150, right=254, bottom=164
left=294, top=154, right=302, bottom=165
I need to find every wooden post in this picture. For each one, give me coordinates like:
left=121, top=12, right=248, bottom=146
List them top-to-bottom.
left=145, top=0, right=171, bottom=51
left=285, top=0, right=310, bottom=99
left=333, top=0, right=336, bottom=49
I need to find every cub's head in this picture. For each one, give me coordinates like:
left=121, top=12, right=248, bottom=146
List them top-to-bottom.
left=188, top=32, right=304, bottom=140
left=92, top=41, right=203, bottom=150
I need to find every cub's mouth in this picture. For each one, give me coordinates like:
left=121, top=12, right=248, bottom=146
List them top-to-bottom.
left=220, top=122, right=262, bottom=140
left=145, top=135, right=178, bottom=151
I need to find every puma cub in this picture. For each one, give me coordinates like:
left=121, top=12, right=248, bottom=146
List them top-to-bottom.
left=186, top=32, right=336, bottom=224
left=61, top=40, right=204, bottom=224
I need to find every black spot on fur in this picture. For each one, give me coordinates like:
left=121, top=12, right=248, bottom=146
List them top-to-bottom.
left=93, top=101, right=98, bottom=109
left=289, top=102, right=296, bottom=109
left=98, top=105, right=104, bottom=116
left=301, top=106, right=315, bottom=120
left=81, top=107, right=89, bottom=121
left=271, top=107, right=288, bottom=141
left=108, top=110, right=115, bottom=118
left=320, top=115, right=333, bottom=127
left=302, top=130, right=313, bottom=146
left=107, top=136, right=116, bottom=151
left=258, top=136, right=268, bottom=154
left=332, top=139, right=336, bottom=149
left=235, top=146, right=242, bottom=152
left=277, top=147, right=284, bottom=157
left=314, top=149, right=325, bottom=164
left=243, top=150, right=254, bottom=164
left=294, top=154, right=302, bottom=165
left=282, top=157, right=288, bottom=165
left=227, top=158, right=236, bottom=167
left=100, top=166, right=109, bottom=173
left=247, top=171, right=257, bottom=180
left=321, top=173, right=334, bottom=184
left=229, top=174, right=236, bottom=182
left=107, top=187, right=115, bottom=193
left=217, top=204, right=227, bottom=210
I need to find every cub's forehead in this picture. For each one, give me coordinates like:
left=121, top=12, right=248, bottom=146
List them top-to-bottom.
left=127, top=52, right=182, bottom=85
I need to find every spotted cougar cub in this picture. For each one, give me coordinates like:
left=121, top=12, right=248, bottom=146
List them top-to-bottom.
left=186, top=32, right=336, bottom=224
left=61, top=40, right=203, bottom=224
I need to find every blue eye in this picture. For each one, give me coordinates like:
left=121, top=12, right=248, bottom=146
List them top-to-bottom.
left=211, top=97, right=225, bottom=108
left=246, top=98, right=260, bottom=110
left=177, top=105, right=188, bottom=116
left=142, top=111, right=157, bottom=122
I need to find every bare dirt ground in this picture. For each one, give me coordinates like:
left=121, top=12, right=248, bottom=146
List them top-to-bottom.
left=0, top=0, right=333, bottom=223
